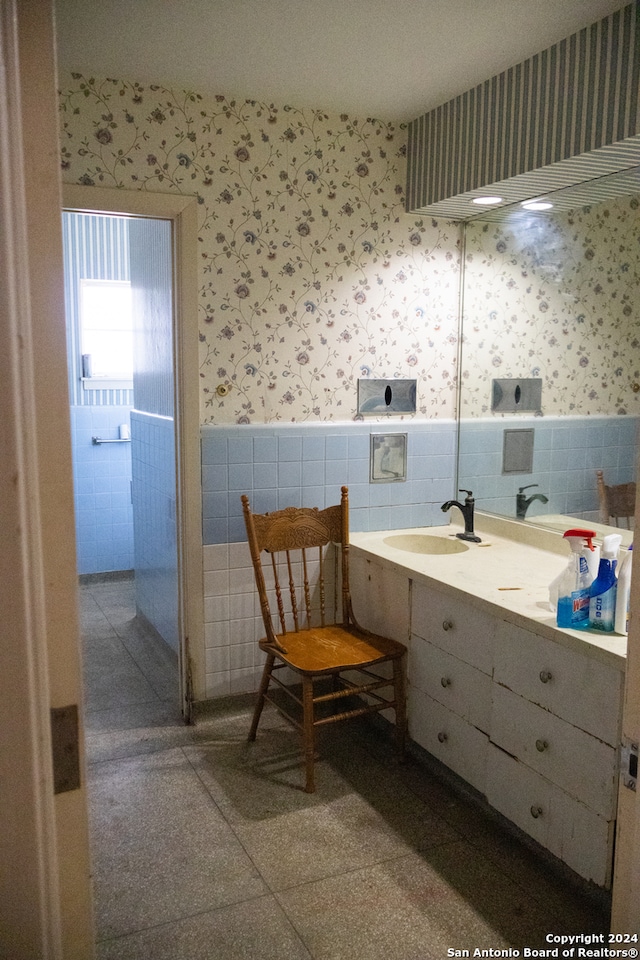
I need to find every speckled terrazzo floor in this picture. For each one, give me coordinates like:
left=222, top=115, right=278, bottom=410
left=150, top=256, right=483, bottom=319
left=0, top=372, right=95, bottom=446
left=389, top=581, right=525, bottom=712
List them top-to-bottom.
left=81, top=579, right=610, bottom=960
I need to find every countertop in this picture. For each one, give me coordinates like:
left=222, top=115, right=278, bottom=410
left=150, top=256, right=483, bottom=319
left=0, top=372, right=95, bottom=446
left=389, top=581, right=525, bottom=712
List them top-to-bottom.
left=349, top=514, right=628, bottom=670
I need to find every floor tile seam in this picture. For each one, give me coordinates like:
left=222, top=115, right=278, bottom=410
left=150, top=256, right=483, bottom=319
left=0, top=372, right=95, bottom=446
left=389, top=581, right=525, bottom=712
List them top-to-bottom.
left=92, top=598, right=136, bottom=622
left=80, top=610, right=116, bottom=623
left=97, top=612, right=140, bottom=634
left=110, top=616, right=179, bottom=671
left=116, top=625, right=178, bottom=663
left=81, top=628, right=139, bottom=656
left=81, top=629, right=123, bottom=642
left=100, top=632, right=167, bottom=696
left=115, top=641, right=179, bottom=698
left=117, top=663, right=176, bottom=703
left=83, top=686, right=162, bottom=708
left=82, top=690, right=163, bottom=717
left=81, top=699, right=169, bottom=721
left=176, top=736, right=468, bottom=896
left=84, top=739, right=186, bottom=766
left=85, top=739, right=186, bottom=770
left=172, top=743, right=268, bottom=834
left=177, top=743, right=289, bottom=898
left=327, top=762, right=467, bottom=846
left=270, top=844, right=460, bottom=898
left=272, top=844, right=569, bottom=950
left=94, top=890, right=280, bottom=947
left=268, top=892, right=318, bottom=960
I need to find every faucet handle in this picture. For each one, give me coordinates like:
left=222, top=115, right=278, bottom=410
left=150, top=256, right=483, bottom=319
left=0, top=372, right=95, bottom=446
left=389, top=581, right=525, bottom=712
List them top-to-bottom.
left=518, top=484, right=538, bottom=493
left=458, top=489, right=474, bottom=499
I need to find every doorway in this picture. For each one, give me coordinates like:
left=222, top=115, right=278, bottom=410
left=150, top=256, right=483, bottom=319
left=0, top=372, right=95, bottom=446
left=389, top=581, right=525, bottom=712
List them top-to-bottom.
left=62, top=185, right=203, bottom=721
left=64, top=209, right=183, bottom=654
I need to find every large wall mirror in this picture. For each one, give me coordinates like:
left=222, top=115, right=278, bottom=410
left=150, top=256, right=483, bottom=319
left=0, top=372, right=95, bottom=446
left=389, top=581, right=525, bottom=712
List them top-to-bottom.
left=457, top=168, right=640, bottom=538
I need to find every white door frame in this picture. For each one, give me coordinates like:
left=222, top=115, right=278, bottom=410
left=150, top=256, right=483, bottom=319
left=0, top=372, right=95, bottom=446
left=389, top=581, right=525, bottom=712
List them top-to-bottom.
left=1, top=1, right=94, bottom=954
left=0, top=5, right=63, bottom=951
left=62, top=185, right=203, bottom=719
left=610, top=461, right=640, bottom=931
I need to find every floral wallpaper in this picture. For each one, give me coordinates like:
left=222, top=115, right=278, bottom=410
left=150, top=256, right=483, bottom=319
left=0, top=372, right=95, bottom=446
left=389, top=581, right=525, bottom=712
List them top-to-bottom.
left=58, top=72, right=461, bottom=424
left=462, top=196, right=640, bottom=418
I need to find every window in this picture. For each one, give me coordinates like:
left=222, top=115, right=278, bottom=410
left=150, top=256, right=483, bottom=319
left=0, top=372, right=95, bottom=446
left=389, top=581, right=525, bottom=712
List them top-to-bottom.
left=80, top=279, right=133, bottom=383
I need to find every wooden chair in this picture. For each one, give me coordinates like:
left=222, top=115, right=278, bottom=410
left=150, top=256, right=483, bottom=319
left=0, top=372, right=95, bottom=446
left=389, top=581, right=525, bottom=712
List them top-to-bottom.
left=596, top=470, right=636, bottom=528
left=242, top=486, right=407, bottom=793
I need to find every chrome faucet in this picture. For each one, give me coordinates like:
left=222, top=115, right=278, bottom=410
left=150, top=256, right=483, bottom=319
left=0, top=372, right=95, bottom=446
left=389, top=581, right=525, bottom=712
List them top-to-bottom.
left=516, top=484, right=549, bottom=519
left=441, top=489, right=481, bottom=543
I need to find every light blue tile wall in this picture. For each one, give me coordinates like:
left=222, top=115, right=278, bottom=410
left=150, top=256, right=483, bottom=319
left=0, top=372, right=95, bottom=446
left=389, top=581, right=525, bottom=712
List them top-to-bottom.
left=71, top=405, right=134, bottom=574
left=131, top=411, right=179, bottom=651
left=458, top=416, right=639, bottom=520
left=201, top=421, right=458, bottom=544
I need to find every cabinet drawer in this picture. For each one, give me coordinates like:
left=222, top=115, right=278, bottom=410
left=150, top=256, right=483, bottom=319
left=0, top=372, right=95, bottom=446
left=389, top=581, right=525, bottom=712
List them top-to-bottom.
left=411, top=582, right=496, bottom=673
left=493, top=620, right=622, bottom=746
left=410, top=634, right=492, bottom=733
left=491, top=684, right=618, bottom=817
left=409, top=691, right=488, bottom=795
left=486, top=744, right=614, bottom=888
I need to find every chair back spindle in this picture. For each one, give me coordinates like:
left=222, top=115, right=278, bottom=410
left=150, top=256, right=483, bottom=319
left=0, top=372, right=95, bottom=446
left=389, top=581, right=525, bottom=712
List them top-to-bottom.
left=241, top=492, right=347, bottom=651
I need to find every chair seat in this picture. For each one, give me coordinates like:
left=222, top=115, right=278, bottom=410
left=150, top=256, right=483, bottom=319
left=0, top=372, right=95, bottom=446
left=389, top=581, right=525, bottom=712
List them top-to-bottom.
left=259, top=625, right=405, bottom=675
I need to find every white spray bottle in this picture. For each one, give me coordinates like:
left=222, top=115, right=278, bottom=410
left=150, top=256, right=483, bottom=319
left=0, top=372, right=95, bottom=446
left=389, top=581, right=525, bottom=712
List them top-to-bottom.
left=553, top=529, right=598, bottom=630
left=614, top=544, right=633, bottom=636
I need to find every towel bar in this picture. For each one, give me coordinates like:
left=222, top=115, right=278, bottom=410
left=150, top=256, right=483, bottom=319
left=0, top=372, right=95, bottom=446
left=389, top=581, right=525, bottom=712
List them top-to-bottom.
left=92, top=437, right=131, bottom=444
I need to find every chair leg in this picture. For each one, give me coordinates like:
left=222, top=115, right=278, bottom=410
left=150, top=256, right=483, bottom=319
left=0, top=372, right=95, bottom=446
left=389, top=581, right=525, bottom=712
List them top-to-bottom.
left=248, top=653, right=275, bottom=742
left=393, top=657, right=407, bottom=760
left=302, top=676, right=316, bottom=793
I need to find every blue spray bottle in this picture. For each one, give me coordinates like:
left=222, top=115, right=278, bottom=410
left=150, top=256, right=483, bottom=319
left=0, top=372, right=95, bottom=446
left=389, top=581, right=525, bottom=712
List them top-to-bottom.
left=554, top=529, right=597, bottom=629
left=588, top=533, right=622, bottom=632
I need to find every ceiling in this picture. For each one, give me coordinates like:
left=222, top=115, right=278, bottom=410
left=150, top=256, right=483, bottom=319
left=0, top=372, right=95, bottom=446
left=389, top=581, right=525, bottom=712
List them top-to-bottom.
left=54, top=0, right=629, bottom=123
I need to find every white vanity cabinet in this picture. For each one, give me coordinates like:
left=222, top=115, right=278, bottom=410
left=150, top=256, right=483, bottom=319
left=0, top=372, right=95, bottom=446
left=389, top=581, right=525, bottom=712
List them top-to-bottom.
left=349, top=532, right=626, bottom=890
left=408, top=580, right=624, bottom=889
left=409, top=582, right=497, bottom=794
left=487, top=620, right=623, bottom=888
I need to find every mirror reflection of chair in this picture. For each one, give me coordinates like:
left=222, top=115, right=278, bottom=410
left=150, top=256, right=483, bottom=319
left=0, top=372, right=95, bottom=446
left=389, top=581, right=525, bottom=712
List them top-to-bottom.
left=596, top=469, right=636, bottom=528
left=241, top=486, right=407, bottom=793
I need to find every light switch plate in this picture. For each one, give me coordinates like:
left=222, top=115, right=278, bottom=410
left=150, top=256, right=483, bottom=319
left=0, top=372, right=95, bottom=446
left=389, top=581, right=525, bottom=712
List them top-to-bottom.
left=621, top=738, right=638, bottom=791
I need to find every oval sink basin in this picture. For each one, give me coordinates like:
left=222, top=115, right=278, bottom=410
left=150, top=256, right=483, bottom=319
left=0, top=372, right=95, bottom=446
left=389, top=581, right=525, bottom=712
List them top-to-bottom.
left=382, top=534, right=469, bottom=555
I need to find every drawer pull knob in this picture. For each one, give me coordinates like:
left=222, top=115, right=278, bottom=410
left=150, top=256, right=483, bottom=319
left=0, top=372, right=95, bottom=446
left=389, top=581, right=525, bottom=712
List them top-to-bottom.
left=442, top=620, right=453, bottom=631
left=539, top=670, right=553, bottom=684
left=440, top=676, right=451, bottom=688
left=437, top=731, right=448, bottom=743
left=535, top=739, right=549, bottom=753
left=530, top=805, right=544, bottom=819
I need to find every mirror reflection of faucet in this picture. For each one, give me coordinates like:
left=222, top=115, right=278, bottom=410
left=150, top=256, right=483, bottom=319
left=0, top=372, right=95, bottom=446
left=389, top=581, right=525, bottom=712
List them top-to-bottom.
left=516, top=484, right=549, bottom=519
left=441, top=489, right=482, bottom=542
